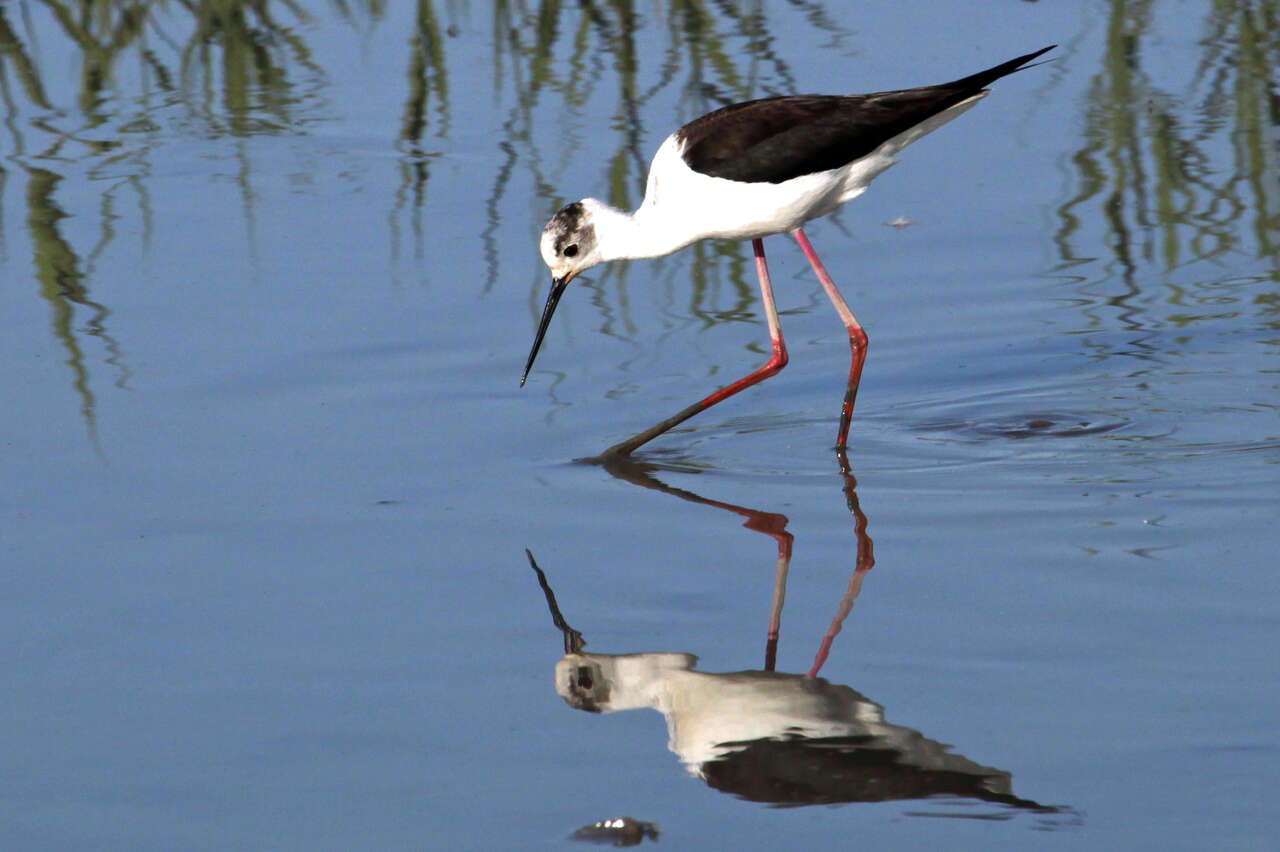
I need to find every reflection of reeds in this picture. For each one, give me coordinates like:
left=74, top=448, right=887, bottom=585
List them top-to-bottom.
left=391, top=0, right=451, bottom=270
left=401, top=0, right=450, bottom=147
left=494, top=0, right=813, bottom=210
left=1055, top=0, right=1280, bottom=361
left=1, top=1, right=325, bottom=440
left=181, top=2, right=323, bottom=136
left=0, top=8, right=54, bottom=113
left=26, top=167, right=104, bottom=448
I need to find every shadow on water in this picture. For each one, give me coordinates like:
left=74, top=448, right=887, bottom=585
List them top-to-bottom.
left=526, top=541, right=1077, bottom=825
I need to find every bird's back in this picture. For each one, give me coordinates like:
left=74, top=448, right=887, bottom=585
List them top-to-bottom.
left=676, top=45, right=1054, bottom=185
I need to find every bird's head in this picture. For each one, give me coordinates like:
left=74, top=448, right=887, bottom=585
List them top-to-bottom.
left=523, top=199, right=607, bottom=386
left=539, top=199, right=606, bottom=281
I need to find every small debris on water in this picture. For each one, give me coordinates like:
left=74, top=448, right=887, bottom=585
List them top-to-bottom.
left=571, top=816, right=659, bottom=846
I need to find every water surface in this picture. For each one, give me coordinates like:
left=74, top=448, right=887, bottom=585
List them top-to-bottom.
left=2, top=2, right=1277, bottom=849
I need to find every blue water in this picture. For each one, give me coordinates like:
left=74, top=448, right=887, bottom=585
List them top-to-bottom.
left=2, top=2, right=1277, bottom=849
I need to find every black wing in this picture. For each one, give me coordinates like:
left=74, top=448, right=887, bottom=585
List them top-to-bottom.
left=677, top=46, right=1054, bottom=184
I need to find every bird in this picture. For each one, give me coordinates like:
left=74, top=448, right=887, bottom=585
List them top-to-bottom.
left=522, top=46, right=1055, bottom=457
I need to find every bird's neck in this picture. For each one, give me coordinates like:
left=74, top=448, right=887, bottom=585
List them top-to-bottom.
left=590, top=200, right=700, bottom=263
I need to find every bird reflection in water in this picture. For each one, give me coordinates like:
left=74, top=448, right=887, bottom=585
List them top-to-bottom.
left=527, top=455, right=1070, bottom=820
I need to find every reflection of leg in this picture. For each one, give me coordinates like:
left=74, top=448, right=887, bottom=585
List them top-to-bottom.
left=793, top=227, right=868, bottom=449
left=602, top=238, right=789, bottom=457
left=839, top=449, right=876, bottom=578
left=594, top=452, right=795, bottom=669
left=808, top=453, right=876, bottom=677
left=724, top=506, right=793, bottom=675
left=762, top=525, right=793, bottom=673
left=806, top=566, right=868, bottom=677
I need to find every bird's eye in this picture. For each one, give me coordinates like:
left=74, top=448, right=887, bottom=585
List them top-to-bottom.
left=564, top=244, right=579, bottom=258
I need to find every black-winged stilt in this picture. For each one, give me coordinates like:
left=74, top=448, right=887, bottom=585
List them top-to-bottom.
left=522, top=46, right=1055, bottom=456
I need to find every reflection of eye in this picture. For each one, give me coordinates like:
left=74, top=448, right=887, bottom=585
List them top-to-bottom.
left=564, top=244, right=579, bottom=258
left=575, top=667, right=594, bottom=688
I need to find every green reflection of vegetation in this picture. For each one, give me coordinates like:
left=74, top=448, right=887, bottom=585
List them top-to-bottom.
left=1, top=0, right=325, bottom=442
left=391, top=0, right=451, bottom=270
left=1056, top=0, right=1280, bottom=360
left=184, top=1, right=323, bottom=136
left=0, top=8, right=53, bottom=115
left=26, top=167, right=104, bottom=449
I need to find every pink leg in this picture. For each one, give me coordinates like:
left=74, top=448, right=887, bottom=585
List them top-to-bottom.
left=793, top=227, right=867, bottom=449
left=603, top=238, right=788, bottom=456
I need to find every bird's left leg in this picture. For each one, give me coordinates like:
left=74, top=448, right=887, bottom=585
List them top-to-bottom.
left=793, top=227, right=868, bottom=449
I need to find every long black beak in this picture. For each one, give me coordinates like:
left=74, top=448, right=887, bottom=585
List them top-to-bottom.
left=521, top=275, right=571, bottom=386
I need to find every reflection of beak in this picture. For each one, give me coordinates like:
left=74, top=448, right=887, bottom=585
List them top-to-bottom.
left=521, top=273, right=574, bottom=386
